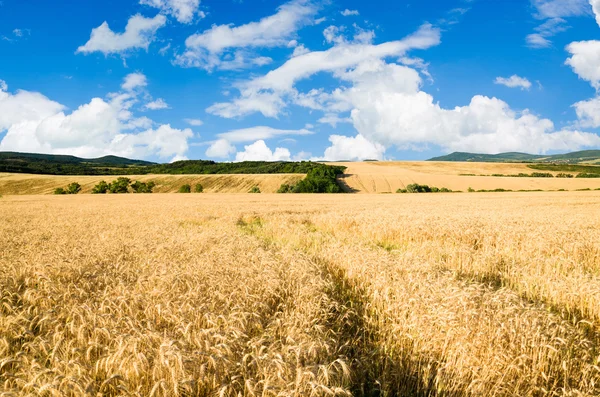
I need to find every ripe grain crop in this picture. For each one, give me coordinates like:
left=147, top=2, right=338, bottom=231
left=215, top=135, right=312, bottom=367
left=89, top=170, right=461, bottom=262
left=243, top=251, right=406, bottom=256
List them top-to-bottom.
left=1, top=193, right=600, bottom=396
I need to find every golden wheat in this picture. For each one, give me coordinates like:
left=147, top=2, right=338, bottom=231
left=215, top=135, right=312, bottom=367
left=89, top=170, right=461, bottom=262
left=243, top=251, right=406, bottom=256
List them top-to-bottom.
left=1, top=192, right=600, bottom=396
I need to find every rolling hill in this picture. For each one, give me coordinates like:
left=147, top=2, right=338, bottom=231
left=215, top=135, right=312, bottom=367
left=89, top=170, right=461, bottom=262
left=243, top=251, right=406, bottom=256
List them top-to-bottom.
left=429, top=150, right=600, bottom=164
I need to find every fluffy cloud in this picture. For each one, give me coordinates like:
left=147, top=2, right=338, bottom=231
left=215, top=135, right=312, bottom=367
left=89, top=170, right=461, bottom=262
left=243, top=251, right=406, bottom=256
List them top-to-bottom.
left=140, top=0, right=202, bottom=24
left=175, top=0, right=318, bottom=70
left=591, top=0, right=600, bottom=26
left=341, top=9, right=359, bottom=16
left=77, top=14, right=166, bottom=55
left=207, top=23, right=441, bottom=118
left=566, top=40, right=600, bottom=89
left=344, top=61, right=600, bottom=153
left=122, top=72, right=148, bottom=91
left=494, top=75, right=532, bottom=90
left=0, top=76, right=192, bottom=160
left=573, top=96, right=600, bottom=127
left=143, top=98, right=170, bottom=110
left=318, top=113, right=352, bottom=127
left=217, top=126, right=313, bottom=143
left=318, top=134, right=385, bottom=161
left=205, top=139, right=236, bottom=158
left=235, top=140, right=291, bottom=162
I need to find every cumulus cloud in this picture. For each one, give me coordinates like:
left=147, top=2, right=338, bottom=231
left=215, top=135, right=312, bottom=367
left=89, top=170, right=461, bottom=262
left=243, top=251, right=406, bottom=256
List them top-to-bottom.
left=140, top=0, right=202, bottom=24
left=175, top=0, right=319, bottom=70
left=591, top=0, right=600, bottom=26
left=341, top=9, right=359, bottom=16
left=77, top=14, right=166, bottom=55
left=206, top=23, right=441, bottom=118
left=566, top=40, right=600, bottom=89
left=122, top=72, right=148, bottom=91
left=494, top=75, right=532, bottom=90
left=0, top=76, right=192, bottom=160
left=573, top=96, right=600, bottom=127
left=143, top=98, right=170, bottom=110
left=218, top=126, right=313, bottom=143
left=318, top=134, right=386, bottom=161
left=205, top=138, right=236, bottom=158
left=235, top=140, right=291, bottom=162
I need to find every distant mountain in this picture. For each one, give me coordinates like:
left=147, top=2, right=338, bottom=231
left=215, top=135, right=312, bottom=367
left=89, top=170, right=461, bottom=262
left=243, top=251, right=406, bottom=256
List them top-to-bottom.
left=428, top=150, right=600, bottom=164
left=0, top=152, right=155, bottom=166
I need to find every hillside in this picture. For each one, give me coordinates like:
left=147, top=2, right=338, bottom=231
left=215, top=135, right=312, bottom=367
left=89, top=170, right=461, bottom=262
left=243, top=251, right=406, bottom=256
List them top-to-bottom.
left=429, top=150, right=600, bottom=164
left=0, top=151, right=344, bottom=176
left=332, top=161, right=600, bottom=193
left=0, top=173, right=306, bottom=195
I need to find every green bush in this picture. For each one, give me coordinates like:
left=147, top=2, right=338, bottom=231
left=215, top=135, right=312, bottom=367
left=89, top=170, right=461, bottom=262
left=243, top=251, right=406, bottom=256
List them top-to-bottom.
left=292, top=166, right=343, bottom=193
left=556, top=173, right=574, bottom=178
left=576, top=173, right=600, bottom=178
left=109, top=177, right=131, bottom=193
left=92, top=180, right=109, bottom=194
left=131, top=181, right=156, bottom=193
left=66, top=182, right=81, bottom=194
left=179, top=184, right=192, bottom=193
left=194, top=184, right=204, bottom=193
left=277, top=184, right=294, bottom=193
left=396, top=184, right=453, bottom=193
left=249, top=186, right=261, bottom=194
left=54, top=187, right=66, bottom=195
left=468, top=187, right=475, bottom=192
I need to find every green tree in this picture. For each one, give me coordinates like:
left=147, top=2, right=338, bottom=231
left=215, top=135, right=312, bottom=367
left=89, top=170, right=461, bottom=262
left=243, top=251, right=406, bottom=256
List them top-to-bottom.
left=109, top=177, right=131, bottom=193
left=92, top=181, right=109, bottom=194
left=131, top=181, right=156, bottom=193
left=66, top=182, right=82, bottom=194
left=179, top=184, right=191, bottom=193
left=194, top=184, right=204, bottom=193
left=249, top=186, right=261, bottom=193
left=54, top=187, right=66, bottom=195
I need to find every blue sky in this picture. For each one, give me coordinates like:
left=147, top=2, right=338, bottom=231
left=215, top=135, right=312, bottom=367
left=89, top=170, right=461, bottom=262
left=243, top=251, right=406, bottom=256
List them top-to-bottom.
left=2, top=0, right=600, bottom=162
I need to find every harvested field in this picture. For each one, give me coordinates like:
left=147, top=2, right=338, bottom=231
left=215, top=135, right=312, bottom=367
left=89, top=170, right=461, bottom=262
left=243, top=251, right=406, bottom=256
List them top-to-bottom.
left=333, top=161, right=600, bottom=193
left=0, top=173, right=305, bottom=195
left=1, top=192, right=600, bottom=396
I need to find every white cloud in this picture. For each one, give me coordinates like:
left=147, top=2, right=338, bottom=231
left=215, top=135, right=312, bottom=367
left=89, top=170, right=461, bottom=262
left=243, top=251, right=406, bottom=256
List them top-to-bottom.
left=140, top=0, right=202, bottom=24
left=175, top=0, right=319, bottom=70
left=532, top=0, right=591, bottom=19
left=591, top=0, right=600, bottom=26
left=341, top=9, right=359, bottom=16
left=77, top=14, right=166, bottom=55
left=526, top=17, right=569, bottom=48
left=207, top=23, right=441, bottom=118
left=566, top=40, right=600, bottom=89
left=292, top=44, right=310, bottom=57
left=345, top=61, right=600, bottom=154
left=122, top=72, right=148, bottom=91
left=494, top=75, right=532, bottom=90
left=0, top=77, right=192, bottom=160
left=0, top=80, right=7, bottom=92
left=573, top=96, right=600, bottom=127
left=143, top=98, right=170, bottom=110
left=318, top=113, right=353, bottom=127
left=184, top=118, right=203, bottom=126
left=218, top=126, right=313, bottom=143
left=318, top=134, right=385, bottom=161
left=205, top=138, right=236, bottom=158
left=235, top=140, right=291, bottom=162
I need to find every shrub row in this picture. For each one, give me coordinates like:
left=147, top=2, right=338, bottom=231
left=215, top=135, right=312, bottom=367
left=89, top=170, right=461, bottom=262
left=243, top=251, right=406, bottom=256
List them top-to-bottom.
left=92, top=178, right=156, bottom=194
left=54, top=182, right=81, bottom=195
left=178, top=184, right=204, bottom=193
left=396, top=184, right=453, bottom=193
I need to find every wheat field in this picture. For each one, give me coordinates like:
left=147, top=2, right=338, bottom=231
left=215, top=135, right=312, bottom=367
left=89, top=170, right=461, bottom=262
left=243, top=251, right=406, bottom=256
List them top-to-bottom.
left=1, top=193, right=600, bottom=396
